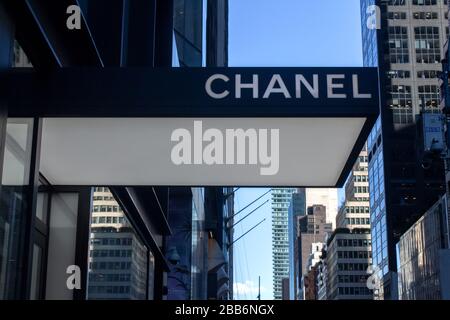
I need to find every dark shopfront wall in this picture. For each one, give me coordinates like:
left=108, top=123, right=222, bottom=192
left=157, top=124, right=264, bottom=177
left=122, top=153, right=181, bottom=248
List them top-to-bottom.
left=0, top=0, right=174, bottom=299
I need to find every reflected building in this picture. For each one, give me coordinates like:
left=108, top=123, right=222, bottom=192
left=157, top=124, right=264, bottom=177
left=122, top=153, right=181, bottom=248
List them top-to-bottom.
left=87, top=187, right=153, bottom=300
left=397, top=195, right=450, bottom=300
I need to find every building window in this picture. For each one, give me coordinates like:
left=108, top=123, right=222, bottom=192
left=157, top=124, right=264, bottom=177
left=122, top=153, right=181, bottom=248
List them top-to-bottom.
left=388, top=27, right=409, bottom=63
left=414, top=27, right=441, bottom=64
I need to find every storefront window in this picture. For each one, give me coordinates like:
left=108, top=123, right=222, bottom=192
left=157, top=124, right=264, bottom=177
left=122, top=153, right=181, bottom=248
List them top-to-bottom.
left=0, top=118, right=34, bottom=299
left=87, top=188, right=153, bottom=300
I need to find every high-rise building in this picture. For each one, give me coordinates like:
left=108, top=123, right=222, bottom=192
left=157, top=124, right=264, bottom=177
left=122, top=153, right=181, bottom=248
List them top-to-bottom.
left=360, top=0, right=448, bottom=299
left=325, top=149, right=373, bottom=300
left=336, top=149, right=371, bottom=230
left=272, top=188, right=297, bottom=300
left=287, top=188, right=338, bottom=300
left=305, top=189, right=339, bottom=229
left=288, top=190, right=306, bottom=300
left=297, top=205, right=333, bottom=299
left=325, top=229, right=373, bottom=300
left=301, top=242, right=323, bottom=301
left=316, top=245, right=329, bottom=300
left=281, top=278, right=290, bottom=300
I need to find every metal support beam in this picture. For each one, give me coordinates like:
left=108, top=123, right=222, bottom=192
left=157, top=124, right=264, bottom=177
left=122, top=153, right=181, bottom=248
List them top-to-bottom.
left=154, top=0, right=173, bottom=67
left=21, top=117, right=42, bottom=299
left=73, top=187, right=93, bottom=300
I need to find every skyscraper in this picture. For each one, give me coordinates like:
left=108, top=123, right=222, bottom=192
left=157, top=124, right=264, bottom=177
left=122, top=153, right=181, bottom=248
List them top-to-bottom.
left=360, top=0, right=448, bottom=299
left=326, top=149, right=373, bottom=300
left=272, top=188, right=296, bottom=300
left=287, top=188, right=338, bottom=300
left=305, top=189, right=339, bottom=229
left=288, top=190, right=306, bottom=300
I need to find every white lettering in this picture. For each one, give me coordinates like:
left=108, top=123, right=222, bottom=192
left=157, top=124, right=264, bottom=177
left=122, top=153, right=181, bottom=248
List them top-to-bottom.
left=66, top=5, right=81, bottom=30
left=366, top=5, right=381, bottom=30
left=205, top=74, right=230, bottom=99
left=235, top=74, right=259, bottom=98
left=263, top=74, right=291, bottom=98
left=295, top=74, right=319, bottom=98
left=327, top=74, right=347, bottom=98
left=352, top=74, right=372, bottom=98
left=170, top=121, right=279, bottom=175
left=171, top=128, right=191, bottom=165
left=203, top=128, right=223, bottom=165
left=225, top=128, right=258, bottom=164
left=258, top=129, right=279, bottom=176
left=66, top=265, right=81, bottom=290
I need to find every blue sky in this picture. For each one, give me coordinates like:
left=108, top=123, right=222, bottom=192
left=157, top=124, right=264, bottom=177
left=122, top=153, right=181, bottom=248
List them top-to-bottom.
left=229, top=0, right=363, bottom=300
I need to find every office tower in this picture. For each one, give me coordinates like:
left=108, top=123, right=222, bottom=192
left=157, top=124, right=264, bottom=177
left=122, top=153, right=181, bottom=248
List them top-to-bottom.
left=0, top=0, right=229, bottom=300
left=360, top=0, right=448, bottom=299
left=440, top=0, right=450, bottom=272
left=325, top=149, right=373, bottom=300
left=336, top=149, right=371, bottom=230
left=272, top=188, right=297, bottom=300
left=288, top=188, right=338, bottom=300
left=305, top=189, right=339, bottom=229
left=288, top=190, right=306, bottom=300
left=397, top=196, right=450, bottom=299
left=297, top=205, right=333, bottom=299
left=299, top=205, right=333, bottom=275
left=325, top=229, right=373, bottom=299
left=302, top=243, right=323, bottom=300
left=316, top=245, right=329, bottom=300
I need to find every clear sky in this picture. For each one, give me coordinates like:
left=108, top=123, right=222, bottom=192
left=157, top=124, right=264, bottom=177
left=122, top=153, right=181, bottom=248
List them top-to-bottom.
left=229, top=0, right=363, bottom=300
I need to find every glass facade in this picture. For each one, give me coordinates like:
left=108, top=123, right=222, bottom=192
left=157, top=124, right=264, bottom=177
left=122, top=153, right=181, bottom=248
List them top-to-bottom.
left=173, top=0, right=203, bottom=67
left=361, top=0, right=448, bottom=299
left=367, top=118, right=389, bottom=278
left=190, top=188, right=208, bottom=300
left=272, top=188, right=296, bottom=300
left=288, top=191, right=306, bottom=300
left=397, top=196, right=447, bottom=299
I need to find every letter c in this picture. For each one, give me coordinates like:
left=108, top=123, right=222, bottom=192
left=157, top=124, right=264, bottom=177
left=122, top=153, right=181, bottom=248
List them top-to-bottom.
left=205, top=74, right=230, bottom=99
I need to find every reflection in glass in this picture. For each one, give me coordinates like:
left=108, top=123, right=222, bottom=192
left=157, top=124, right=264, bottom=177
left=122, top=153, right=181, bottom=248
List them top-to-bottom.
left=87, top=187, right=150, bottom=300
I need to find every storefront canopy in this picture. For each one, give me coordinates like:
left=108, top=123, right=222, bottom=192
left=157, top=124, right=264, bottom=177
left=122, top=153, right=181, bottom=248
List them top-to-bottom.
left=1, top=67, right=379, bottom=187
